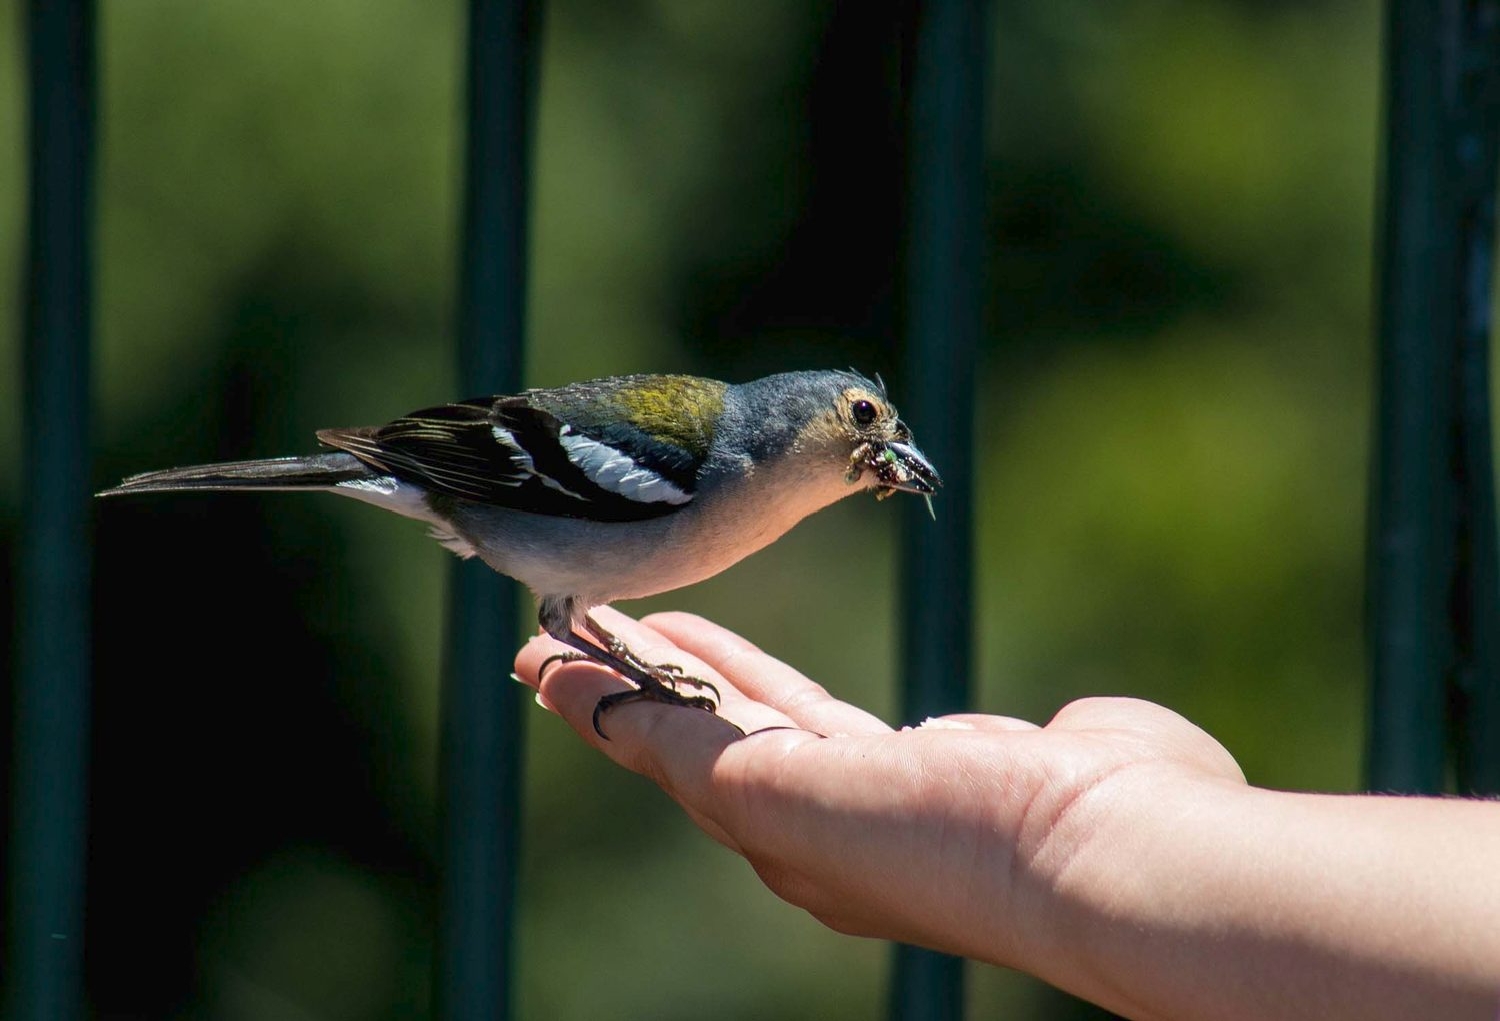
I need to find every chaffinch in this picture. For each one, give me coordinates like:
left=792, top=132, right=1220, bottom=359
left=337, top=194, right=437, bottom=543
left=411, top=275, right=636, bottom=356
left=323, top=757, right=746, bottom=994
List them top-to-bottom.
left=100, top=369, right=941, bottom=734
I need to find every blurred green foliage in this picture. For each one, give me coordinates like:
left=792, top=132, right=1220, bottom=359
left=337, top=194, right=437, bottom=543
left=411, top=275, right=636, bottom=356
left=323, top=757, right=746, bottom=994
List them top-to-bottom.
left=1, top=0, right=1393, bottom=1017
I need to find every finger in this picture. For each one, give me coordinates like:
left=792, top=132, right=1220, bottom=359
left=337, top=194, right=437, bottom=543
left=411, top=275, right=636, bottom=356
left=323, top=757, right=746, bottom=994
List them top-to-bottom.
left=514, top=606, right=819, bottom=755
left=522, top=607, right=805, bottom=735
left=513, top=608, right=828, bottom=850
left=641, top=612, right=893, bottom=737
left=518, top=633, right=794, bottom=746
left=524, top=641, right=823, bottom=836
left=523, top=654, right=745, bottom=848
left=1047, top=696, right=1245, bottom=782
left=1047, top=696, right=1207, bottom=744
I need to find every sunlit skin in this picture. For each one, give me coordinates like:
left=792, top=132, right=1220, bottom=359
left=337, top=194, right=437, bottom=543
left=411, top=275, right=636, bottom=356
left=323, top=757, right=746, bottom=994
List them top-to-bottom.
left=515, top=607, right=1500, bottom=1021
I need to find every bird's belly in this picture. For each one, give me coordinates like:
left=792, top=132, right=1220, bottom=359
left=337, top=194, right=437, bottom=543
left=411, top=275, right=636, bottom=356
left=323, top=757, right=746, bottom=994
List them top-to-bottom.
left=449, top=470, right=855, bottom=606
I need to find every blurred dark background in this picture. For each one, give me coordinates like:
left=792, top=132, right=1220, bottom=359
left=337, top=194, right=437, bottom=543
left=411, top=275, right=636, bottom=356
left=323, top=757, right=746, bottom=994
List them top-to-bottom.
left=2, top=0, right=1394, bottom=1017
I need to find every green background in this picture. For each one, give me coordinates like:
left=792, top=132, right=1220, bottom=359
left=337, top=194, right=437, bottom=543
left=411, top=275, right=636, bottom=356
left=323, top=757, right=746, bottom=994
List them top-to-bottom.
left=1, top=0, right=1410, bottom=1016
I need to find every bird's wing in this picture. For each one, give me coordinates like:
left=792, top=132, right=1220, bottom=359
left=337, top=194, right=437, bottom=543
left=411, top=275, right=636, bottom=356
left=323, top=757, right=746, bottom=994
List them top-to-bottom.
left=317, top=391, right=706, bottom=523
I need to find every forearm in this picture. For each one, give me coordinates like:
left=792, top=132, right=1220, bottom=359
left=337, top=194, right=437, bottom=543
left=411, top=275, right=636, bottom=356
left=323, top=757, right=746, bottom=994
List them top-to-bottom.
left=517, top=622, right=1500, bottom=1019
left=1025, top=768, right=1500, bottom=1021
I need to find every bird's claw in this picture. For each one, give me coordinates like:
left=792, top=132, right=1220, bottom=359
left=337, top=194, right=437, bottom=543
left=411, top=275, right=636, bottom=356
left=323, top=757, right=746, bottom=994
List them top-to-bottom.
left=566, top=620, right=730, bottom=739
left=603, top=641, right=721, bottom=702
left=538, top=650, right=589, bottom=681
left=656, top=669, right=720, bottom=702
left=591, top=684, right=720, bottom=740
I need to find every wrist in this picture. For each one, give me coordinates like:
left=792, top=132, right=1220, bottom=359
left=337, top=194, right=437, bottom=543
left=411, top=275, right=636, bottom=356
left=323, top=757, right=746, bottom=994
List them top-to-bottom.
left=1013, top=761, right=1254, bottom=1016
left=1017, top=766, right=1500, bottom=1021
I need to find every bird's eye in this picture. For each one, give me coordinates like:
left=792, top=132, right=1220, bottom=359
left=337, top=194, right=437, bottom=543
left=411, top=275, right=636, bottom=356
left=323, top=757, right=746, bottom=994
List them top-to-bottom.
left=852, top=399, right=878, bottom=426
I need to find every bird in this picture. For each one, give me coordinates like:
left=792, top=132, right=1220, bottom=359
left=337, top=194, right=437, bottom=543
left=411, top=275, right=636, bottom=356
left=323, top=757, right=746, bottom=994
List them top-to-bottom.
left=99, top=369, right=941, bottom=736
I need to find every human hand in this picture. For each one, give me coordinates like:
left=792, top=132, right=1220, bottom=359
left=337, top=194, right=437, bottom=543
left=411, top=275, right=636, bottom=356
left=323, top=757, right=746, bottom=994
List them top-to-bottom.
left=513, top=607, right=1246, bottom=974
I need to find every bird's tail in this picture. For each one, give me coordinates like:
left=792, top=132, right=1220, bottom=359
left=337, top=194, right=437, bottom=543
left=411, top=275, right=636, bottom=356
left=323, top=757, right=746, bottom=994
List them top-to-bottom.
left=98, top=452, right=374, bottom=497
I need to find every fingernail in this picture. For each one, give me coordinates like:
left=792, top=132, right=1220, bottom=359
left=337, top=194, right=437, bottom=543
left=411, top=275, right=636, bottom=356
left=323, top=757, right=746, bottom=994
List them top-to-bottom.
left=534, top=691, right=557, bottom=713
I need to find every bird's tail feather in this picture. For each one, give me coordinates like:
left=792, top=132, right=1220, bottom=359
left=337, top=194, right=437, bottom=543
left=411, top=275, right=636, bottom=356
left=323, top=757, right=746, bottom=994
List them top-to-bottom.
left=98, top=452, right=373, bottom=496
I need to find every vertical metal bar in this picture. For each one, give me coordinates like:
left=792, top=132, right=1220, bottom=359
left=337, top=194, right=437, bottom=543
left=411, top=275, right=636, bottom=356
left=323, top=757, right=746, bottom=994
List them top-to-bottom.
left=1366, top=0, right=1459, bottom=794
left=1367, top=0, right=1500, bottom=795
left=1449, top=0, right=1500, bottom=795
left=5, top=1, right=96, bottom=1019
left=891, top=1, right=986, bottom=1018
left=435, top=2, right=538, bottom=1019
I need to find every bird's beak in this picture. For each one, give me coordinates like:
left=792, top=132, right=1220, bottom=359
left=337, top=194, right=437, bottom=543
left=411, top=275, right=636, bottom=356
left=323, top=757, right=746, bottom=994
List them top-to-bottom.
left=847, top=426, right=942, bottom=518
left=858, top=428, right=936, bottom=500
left=879, top=439, right=941, bottom=495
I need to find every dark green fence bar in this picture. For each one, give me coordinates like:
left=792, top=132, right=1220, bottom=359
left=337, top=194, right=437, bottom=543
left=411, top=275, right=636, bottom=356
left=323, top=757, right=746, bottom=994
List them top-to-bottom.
left=1366, top=0, right=1456, bottom=796
left=1367, top=0, right=1500, bottom=794
left=5, top=1, right=97, bottom=1019
left=891, top=1, right=987, bottom=1018
left=1448, top=1, right=1500, bottom=796
left=436, top=2, right=539, bottom=1019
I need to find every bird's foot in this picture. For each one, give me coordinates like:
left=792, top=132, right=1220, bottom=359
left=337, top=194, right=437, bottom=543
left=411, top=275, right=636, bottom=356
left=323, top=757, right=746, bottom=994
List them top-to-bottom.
left=560, top=612, right=733, bottom=739
left=536, top=636, right=724, bottom=738
left=600, top=636, right=722, bottom=703
left=591, top=677, right=721, bottom=740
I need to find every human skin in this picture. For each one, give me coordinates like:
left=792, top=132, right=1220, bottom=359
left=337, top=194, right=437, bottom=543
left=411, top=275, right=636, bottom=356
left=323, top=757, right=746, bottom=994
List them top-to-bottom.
left=513, top=607, right=1500, bottom=1021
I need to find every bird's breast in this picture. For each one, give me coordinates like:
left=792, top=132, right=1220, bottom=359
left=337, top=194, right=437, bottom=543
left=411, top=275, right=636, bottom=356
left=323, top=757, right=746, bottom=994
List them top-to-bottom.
left=449, top=455, right=862, bottom=605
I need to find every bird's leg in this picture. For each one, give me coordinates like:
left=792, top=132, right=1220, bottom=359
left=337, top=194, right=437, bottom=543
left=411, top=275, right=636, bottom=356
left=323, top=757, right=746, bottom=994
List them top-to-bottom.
left=535, top=600, right=724, bottom=738
left=580, top=614, right=721, bottom=702
left=584, top=615, right=726, bottom=738
left=550, top=625, right=720, bottom=739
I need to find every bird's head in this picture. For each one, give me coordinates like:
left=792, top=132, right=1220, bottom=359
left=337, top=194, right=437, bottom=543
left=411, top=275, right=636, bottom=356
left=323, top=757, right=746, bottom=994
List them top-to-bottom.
left=744, top=370, right=941, bottom=514
left=835, top=379, right=941, bottom=504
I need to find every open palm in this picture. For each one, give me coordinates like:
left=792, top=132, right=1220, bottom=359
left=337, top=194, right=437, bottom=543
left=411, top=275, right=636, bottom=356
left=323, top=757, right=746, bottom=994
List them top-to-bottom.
left=514, top=607, right=1245, bottom=971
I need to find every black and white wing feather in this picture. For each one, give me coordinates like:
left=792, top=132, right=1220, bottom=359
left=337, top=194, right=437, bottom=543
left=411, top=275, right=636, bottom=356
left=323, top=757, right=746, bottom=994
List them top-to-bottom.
left=317, top=393, right=705, bottom=523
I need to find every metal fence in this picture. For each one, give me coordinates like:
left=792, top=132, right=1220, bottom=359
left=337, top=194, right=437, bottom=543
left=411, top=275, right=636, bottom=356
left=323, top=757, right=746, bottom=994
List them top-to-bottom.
left=1365, top=0, right=1500, bottom=796
left=6, top=1, right=1499, bottom=1019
